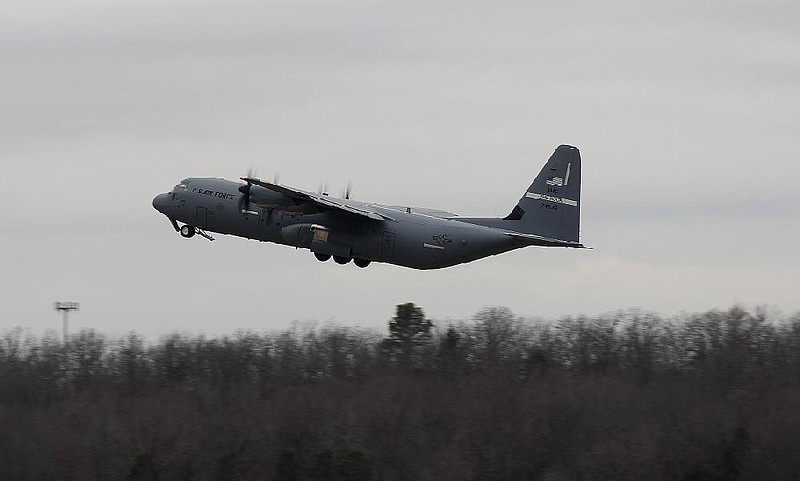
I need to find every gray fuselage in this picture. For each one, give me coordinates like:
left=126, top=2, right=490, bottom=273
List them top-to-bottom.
left=152, top=177, right=524, bottom=269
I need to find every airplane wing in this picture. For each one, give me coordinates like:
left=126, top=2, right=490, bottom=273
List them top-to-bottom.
left=242, top=177, right=395, bottom=221
left=380, top=205, right=459, bottom=218
left=503, top=231, right=586, bottom=248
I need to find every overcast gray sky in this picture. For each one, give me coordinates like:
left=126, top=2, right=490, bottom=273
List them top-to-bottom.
left=2, top=0, right=798, bottom=338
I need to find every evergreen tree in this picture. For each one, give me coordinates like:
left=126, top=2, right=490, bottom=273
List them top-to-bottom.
left=383, top=303, right=432, bottom=369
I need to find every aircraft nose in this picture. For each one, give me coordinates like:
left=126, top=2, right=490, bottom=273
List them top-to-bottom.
left=152, top=193, right=171, bottom=214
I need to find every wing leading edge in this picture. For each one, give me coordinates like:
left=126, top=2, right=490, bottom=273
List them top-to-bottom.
left=241, top=177, right=395, bottom=221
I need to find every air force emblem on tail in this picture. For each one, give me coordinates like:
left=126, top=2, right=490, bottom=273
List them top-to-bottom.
left=528, top=162, right=577, bottom=207
left=545, top=163, right=571, bottom=187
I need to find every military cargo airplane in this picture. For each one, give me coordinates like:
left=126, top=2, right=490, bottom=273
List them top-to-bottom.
left=152, top=144, right=585, bottom=269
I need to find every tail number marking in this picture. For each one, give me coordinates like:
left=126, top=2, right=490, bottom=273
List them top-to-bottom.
left=526, top=192, right=578, bottom=207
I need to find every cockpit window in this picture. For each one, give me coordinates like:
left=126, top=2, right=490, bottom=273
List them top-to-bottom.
left=174, top=180, right=190, bottom=191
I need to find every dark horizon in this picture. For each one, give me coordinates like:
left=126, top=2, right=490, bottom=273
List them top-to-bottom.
left=3, top=304, right=799, bottom=480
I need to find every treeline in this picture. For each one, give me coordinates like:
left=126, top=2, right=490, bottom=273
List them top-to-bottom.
left=2, top=305, right=800, bottom=480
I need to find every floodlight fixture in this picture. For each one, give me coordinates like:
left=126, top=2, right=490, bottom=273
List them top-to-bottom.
left=54, top=301, right=80, bottom=342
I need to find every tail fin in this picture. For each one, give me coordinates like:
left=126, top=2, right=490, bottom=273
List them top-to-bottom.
left=504, top=145, right=581, bottom=242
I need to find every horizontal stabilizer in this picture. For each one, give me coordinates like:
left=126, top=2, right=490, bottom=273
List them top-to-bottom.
left=503, top=231, right=585, bottom=248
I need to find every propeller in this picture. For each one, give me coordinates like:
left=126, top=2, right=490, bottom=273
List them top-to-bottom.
left=238, top=165, right=256, bottom=214
left=342, top=180, right=353, bottom=200
left=317, top=181, right=330, bottom=196
left=238, top=182, right=252, bottom=213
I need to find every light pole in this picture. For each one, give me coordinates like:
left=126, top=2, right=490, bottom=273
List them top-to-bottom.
left=54, top=302, right=79, bottom=342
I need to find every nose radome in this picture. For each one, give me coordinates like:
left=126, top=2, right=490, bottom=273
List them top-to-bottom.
left=152, top=193, right=171, bottom=214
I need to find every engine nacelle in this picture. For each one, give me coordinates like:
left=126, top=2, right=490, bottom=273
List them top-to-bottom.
left=280, top=224, right=329, bottom=247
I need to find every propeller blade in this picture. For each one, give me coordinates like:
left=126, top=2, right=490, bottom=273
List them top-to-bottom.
left=239, top=167, right=255, bottom=214
left=238, top=182, right=252, bottom=213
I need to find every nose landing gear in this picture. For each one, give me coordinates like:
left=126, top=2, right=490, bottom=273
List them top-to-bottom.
left=178, top=224, right=214, bottom=241
left=180, top=225, right=196, bottom=238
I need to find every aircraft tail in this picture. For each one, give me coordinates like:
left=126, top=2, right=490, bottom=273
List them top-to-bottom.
left=505, top=144, right=581, bottom=242
left=458, top=145, right=582, bottom=246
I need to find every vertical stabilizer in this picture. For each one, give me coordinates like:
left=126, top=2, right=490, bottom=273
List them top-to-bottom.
left=453, top=144, right=583, bottom=244
left=488, top=145, right=581, bottom=243
left=506, top=145, right=581, bottom=241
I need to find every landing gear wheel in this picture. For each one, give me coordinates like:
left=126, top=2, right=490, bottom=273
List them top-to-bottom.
left=180, top=225, right=196, bottom=238
left=314, top=253, right=331, bottom=262
left=333, top=256, right=351, bottom=265
left=353, top=258, right=371, bottom=268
